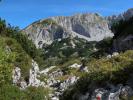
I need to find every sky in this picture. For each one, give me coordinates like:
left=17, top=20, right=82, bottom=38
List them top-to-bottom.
left=0, top=0, right=133, bottom=29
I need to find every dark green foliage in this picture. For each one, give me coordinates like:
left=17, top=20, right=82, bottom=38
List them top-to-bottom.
left=111, top=17, right=133, bottom=38
left=0, top=18, right=44, bottom=68
left=0, top=18, right=50, bottom=100
left=42, top=36, right=115, bottom=68
left=42, top=37, right=97, bottom=68
left=93, top=37, right=113, bottom=57
left=96, top=37, right=113, bottom=49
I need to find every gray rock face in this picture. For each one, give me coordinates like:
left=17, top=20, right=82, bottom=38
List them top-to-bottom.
left=23, top=13, right=114, bottom=48
left=113, top=35, right=133, bottom=52
left=12, top=60, right=46, bottom=89
left=28, top=60, right=45, bottom=87
left=12, top=67, right=28, bottom=89
left=12, top=67, right=21, bottom=84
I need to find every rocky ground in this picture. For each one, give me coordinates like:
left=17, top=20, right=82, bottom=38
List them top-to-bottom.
left=12, top=53, right=133, bottom=100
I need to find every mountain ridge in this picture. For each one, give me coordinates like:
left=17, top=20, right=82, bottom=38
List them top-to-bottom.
left=1, top=8, right=133, bottom=100
left=22, top=8, right=133, bottom=48
left=23, top=13, right=114, bottom=48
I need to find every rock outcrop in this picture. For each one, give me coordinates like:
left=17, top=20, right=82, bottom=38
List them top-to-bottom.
left=23, top=13, right=114, bottom=48
left=113, top=35, right=133, bottom=52
left=12, top=60, right=45, bottom=89
left=28, top=60, right=45, bottom=87
left=12, top=61, right=80, bottom=99
left=12, top=67, right=28, bottom=89
left=12, top=67, right=21, bottom=84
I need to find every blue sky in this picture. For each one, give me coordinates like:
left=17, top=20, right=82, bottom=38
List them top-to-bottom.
left=0, top=0, right=133, bottom=29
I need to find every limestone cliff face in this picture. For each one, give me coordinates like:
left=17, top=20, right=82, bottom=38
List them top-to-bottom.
left=23, top=13, right=114, bottom=48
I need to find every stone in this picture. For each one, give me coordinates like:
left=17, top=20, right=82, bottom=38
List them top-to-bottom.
left=112, top=52, right=119, bottom=57
left=107, top=54, right=112, bottom=59
left=28, top=60, right=45, bottom=87
left=69, top=63, right=81, bottom=69
left=40, top=66, right=56, bottom=74
left=12, top=67, right=21, bottom=84
left=12, top=67, right=28, bottom=89
left=48, top=70, right=63, bottom=78
left=60, top=76, right=79, bottom=91
left=20, top=81, right=27, bottom=90
left=90, top=85, right=133, bottom=100
left=119, top=86, right=133, bottom=100
left=51, top=96, right=59, bottom=100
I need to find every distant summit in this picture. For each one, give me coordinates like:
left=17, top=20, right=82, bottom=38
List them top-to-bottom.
left=23, top=13, right=113, bottom=48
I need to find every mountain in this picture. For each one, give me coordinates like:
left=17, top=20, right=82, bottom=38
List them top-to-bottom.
left=1, top=8, right=133, bottom=100
left=22, top=8, right=133, bottom=49
left=60, top=9, right=133, bottom=100
left=23, top=13, right=114, bottom=48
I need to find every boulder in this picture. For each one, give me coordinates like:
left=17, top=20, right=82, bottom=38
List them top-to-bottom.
left=12, top=67, right=21, bottom=84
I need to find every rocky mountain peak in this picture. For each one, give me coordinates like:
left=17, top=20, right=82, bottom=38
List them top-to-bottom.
left=23, top=13, right=114, bottom=48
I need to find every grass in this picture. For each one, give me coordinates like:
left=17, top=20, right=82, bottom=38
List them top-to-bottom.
left=0, top=36, right=32, bottom=78
left=0, top=36, right=50, bottom=100
left=60, top=50, right=133, bottom=100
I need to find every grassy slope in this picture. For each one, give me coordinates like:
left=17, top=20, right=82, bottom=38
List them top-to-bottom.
left=0, top=18, right=50, bottom=100
left=0, top=36, right=32, bottom=83
left=0, top=36, right=50, bottom=100
left=61, top=50, right=133, bottom=100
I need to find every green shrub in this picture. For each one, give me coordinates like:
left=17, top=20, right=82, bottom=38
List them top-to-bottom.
left=0, top=84, right=26, bottom=100
left=24, top=86, right=50, bottom=100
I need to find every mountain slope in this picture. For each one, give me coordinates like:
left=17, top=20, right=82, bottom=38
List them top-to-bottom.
left=1, top=8, right=133, bottom=100
left=23, top=13, right=113, bottom=48
left=0, top=18, right=50, bottom=100
left=60, top=50, right=133, bottom=100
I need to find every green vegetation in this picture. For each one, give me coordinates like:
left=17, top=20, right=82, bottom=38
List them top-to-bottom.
left=1, top=12, right=133, bottom=100
left=111, top=16, right=133, bottom=38
left=0, top=18, right=50, bottom=99
left=0, top=18, right=45, bottom=68
left=40, top=19, right=57, bottom=25
left=42, top=36, right=114, bottom=70
left=0, top=37, right=32, bottom=79
left=42, top=37, right=96, bottom=68
left=60, top=50, right=133, bottom=100
left=0, top=84, right=50, bottom=100
left=23, top=86, right=50, bottom=100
